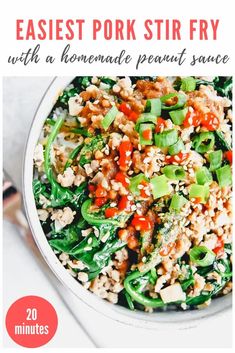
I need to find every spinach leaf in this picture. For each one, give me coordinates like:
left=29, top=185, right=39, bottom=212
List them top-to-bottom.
left=73, top=76, right=92, bottom=91
left=130, top=76, right=154, bottom=84
left=196, top=76, right=232, bottom=99
left=58, top=77, right=92, bottom=106
left=100, top=77, right=117, bottom=88
left=173, top=77, right=183, bottom=91
left=213, top=77, right=232, bottom=99
left=195, top=78, right=215, bottom=89
left=59, top=87, right=80, bottom=104
left=35, top=114, right=88, bottom=209
left=43, top=115, right=72, bottom=208
left=71, top=128, right=92, bottom=137
left=214, top=131, right=232, bottom=151
left=78, top=135, right=105, bottom=167
left=64, top=143, right=84, bottom=170
left=49, top=178, right=75, bottom=208
left=32, top=179, right=50, bottom=206
left=43, top=180, right=86, bottom=209
left=71, top=182, right=88, bottom=208
left=50, top=214, right=124, bottom=280
left=50, top=218, right=87, bottom=239
left=49, top=219, right=87, bottom=252
left=68, top=220, right=125, bottom=280
left=69, top=222, right=119, bottom=257
left=96, top=222, right=118, bottom=240
left=68, top=234, right=100, bottom=256
left=77, top=238, right=125, bottom=280
left=93, top=239, right=125, bottom=266
left=171, top=243, right=231, bottom=308
left=224, top=243, right=232, bottom=255
left=186, top=257, right=232, bottom=307
left=197, top=258, right=232, bottom=280
left=214, top=258, right=232, bottom=278
left=196, top=265, right=214, bottom=277
left=180, top=267, right=195, bottom=291
left=149, top=268, right=158, bottom=285
left=132, top=273, right=150, bottom=293
left=181, top=278, right=194, bottom=292
left=186, top=278, right=228, bottom=307
left=124, top=290, right=135, bottom=310
left=186, top=293, right=211, bottom=306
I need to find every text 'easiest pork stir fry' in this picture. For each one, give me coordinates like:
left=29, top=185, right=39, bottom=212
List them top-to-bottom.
left=33, top=76, right=232, bottom=311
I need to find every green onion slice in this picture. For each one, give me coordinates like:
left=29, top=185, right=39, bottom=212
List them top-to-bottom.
left=180, top=77, right=197, bottom=92
left=160, top=93, right=187, bottom=111
left=145, top=98, right=161, bottom=116
left=101, top=106, right=119, bottom=131
left=169, top=108, right=188, bottom=125
left=135, top=113, right=157, bottom=132
left=139, top=123, right=154, bottom=145
left=154, top=129, right=178, bottom=147
left=192, top=132, right=215, bottom=153
left=168, top=138, right=185, bottom=156
left=209, top=150, right=222, bottom=172
left=163, top=165, right=186, bottom=180
left=216, top=165, right=232, bottom=187
left=196, top=167, right=212, bottom=185
left=130, top=173, right=149, bottom=195
left=150, top=175, right=171, bottom=199
left=189, top=184, right=209, bottom=203
left=170, top=194, right=188, bottom=212
left=189, top=246, right=215, bottom=267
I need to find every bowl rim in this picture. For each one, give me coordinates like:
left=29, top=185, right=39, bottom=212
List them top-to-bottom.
left=23, top=76, right=232, bottom=330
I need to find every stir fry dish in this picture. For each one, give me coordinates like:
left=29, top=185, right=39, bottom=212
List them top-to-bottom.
left=33, top=76, right=232, bottom=311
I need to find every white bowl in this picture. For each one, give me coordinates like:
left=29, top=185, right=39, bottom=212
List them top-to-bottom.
left=23, top=76, right=232, bottom=329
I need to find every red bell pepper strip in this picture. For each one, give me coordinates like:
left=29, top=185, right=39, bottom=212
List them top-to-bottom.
left=118, top=140, right=133, bottom=171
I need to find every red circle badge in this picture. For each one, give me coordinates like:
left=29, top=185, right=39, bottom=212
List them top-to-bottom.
left=5, top=296, right=58, bottom=348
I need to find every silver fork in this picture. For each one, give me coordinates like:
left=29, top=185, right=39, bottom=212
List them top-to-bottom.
left=3, top=171, right=98, bottom=348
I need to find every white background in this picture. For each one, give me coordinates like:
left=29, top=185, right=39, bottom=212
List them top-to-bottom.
left=1, top=0, right=234, bottom=352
